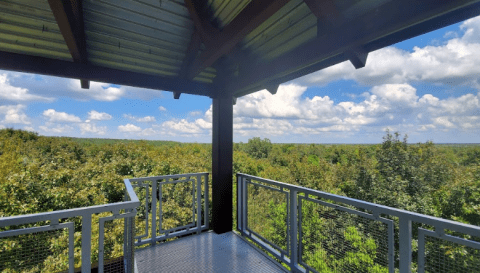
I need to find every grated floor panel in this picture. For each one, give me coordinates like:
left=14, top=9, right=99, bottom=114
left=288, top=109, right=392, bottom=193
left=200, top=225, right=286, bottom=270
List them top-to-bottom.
left=134, top=231, right=287, bottom=273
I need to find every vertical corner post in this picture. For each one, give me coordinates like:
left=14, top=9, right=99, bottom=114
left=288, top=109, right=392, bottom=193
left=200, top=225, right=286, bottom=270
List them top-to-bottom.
left=211, top=91, right=234, bottom=234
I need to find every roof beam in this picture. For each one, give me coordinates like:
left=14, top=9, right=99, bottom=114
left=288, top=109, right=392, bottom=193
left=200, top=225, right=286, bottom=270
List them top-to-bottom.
left=48, top=0, right=89, bottom=89
left=184, top=0, right=218, bottom=44
left=187, top=0, right=291, bottom=79
left=231, top=0, right=480, bottom=96
left=304, top=0, right=342, bottom=27
left=305, top=0, right=367, bottom=69
left=180, top=30, right=202, bottom=79
left=346, top=47, right=368, bottom=69
left=0, top=51, right=214, bottom=97
left=265, top=83, right=280, bottom=95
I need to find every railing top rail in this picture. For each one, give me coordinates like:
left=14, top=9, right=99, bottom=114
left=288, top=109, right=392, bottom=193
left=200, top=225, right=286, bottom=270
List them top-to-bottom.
left=129, top=172, right=209, bottom=182
left=237, top=173, right=480, bottom=235
left=124, top=178, right=139, bottom=203
left=0, top=180, right=140, bottom=227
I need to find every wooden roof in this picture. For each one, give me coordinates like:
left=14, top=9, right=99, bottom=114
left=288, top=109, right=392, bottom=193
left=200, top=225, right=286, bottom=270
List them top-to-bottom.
left=1, top=0, right=480, bottom=99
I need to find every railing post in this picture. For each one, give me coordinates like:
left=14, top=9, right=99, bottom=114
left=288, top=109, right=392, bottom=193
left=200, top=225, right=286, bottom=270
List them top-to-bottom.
left=204, top=174, right=209, bottom=229
left=237, top=174, right=241, bottom=232
left=196, top=175, right=202, bottom=234
left=244, top=177, right=248, bottom=231
left=151, top=179, right=157, bottom=245
left=159, top=180, right=163, bottom=238
left=289, top=189, right=299, bottom=271
left=126, top=213, right=135, bottom=273
left=81, top=214, right=92, bottom=272
left=399, top=217, right=412, bottom=273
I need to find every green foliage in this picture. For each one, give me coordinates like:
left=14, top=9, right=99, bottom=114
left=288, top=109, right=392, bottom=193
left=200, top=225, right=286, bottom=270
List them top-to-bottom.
left=1, top=130, right=479, bottom=272
left=242, top=137, right=273, bottom=159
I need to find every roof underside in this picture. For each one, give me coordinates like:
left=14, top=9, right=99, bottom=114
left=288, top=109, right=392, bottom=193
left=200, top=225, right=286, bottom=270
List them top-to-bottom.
left=1, top=0, right=480, bottom=98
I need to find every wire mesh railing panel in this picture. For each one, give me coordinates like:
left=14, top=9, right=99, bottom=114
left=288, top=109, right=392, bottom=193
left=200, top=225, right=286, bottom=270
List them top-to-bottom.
left=128, top=173, right=209, bottom=246
left=160, top=180, right=195, bottom=233
left=246, top=180, right=289, bottom=254
left=131, top=182, right=150, bottom=241
left=299, top=197, right=391, bottom=273
left=101, top=218, right=125, bottom=273
left=0, top=223, right=73, bottom=273
left=418, top=228, right=480, bottom=273
left=103, top=256, right=125, bottom=273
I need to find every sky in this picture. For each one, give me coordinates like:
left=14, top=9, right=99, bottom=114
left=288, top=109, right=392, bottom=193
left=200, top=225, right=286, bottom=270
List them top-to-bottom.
left=1, top=17, right=480, bottom=144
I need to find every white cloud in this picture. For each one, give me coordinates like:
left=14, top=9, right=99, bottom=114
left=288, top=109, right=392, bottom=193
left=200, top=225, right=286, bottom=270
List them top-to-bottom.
left=298, top=16, right=480, bottom=88
left=0, top=74, right=54, bottom=102
left=69, top=81, right=125, bottom=101
left=231, top=82, right=480, bottom=138
left=234, top=84, right=305, bottom=118
left=370, top=84, right=419, bottom=106
left=0, top=105, right=31, bottom=124
left=159, top=106, right=167, bottom=111
left=43, top=109, right=81, bottom=123
left=88, top=110, right=112, bottom=121
left=189, top=111, right=202, bottom=116
left=123, top=114, right=156, bottom=122
left=195, top=118, right=212, bottom=129
left=162, top=119, right=203, bottom=134
left=79, top=123, right=107, bottom=135
left=118, top=123, right=142, bottom=132
left=39, top=124, right=74, bottom=134
left=139, top=128, right=157, bottom=136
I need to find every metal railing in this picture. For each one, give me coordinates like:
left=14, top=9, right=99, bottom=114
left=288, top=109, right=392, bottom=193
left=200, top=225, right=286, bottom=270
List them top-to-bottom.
left=127, top=173, right=209, bottom=246
left=237, top=173, right=480, bottom=273
left=0, top=179, right=139, bottom=273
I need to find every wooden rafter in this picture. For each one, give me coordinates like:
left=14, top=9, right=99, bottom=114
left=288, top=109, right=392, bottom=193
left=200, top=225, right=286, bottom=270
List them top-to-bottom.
left=48, top=0, right=89, bottom=88
left=179, top=0, right=219, bottom=98
left=184, top=0, right=218, bottom=44
left=186, top=0, right=291, bottom=79
left=231, top=0, right=480, bottom=96
left=304, top=0, right=342, bottom=27
left=305, top=0, right=368, bottom=69
left=180, top=30, right=202, bottom=80
left=0, top=51, right=214, bottom=97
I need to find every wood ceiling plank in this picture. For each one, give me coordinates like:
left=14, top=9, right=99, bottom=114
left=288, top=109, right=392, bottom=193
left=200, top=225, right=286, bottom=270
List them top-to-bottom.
left=187, top=0, right=291, bottom=79
left=231, top=0, right=480, bottom=96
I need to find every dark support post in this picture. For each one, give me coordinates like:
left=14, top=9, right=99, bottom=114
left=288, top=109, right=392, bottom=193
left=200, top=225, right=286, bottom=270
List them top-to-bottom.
left=211, top=92, right=233, bottom=234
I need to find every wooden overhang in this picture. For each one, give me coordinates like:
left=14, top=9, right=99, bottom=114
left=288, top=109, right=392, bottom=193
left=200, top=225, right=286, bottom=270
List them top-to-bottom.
left=1, top=0, right=480, bottom=99
left=2, top=0, right=480, bottom=236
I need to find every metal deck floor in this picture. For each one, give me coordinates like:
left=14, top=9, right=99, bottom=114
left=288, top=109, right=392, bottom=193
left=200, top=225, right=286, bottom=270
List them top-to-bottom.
left=134, top=231, right=287, bottom=273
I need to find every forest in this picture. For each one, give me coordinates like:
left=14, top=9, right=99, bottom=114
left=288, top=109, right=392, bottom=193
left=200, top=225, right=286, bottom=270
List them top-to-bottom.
left=0, top=128, right=479, bottom=272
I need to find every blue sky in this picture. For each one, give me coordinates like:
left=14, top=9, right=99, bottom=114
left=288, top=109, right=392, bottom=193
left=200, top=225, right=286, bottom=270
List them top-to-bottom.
left=1, top=17, right=480, bottom=144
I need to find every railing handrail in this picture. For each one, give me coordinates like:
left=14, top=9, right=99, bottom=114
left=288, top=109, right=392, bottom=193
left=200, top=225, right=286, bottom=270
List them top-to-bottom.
left=129, top=172, right=209, bottom=182
left=237, top=173, right=480, bottom=236
left=0, top=179, right=140, bottom=227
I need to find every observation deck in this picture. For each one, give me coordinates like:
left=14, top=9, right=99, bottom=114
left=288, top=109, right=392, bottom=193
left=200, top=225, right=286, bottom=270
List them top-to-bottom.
left=1, top=173, right=479, bottom=273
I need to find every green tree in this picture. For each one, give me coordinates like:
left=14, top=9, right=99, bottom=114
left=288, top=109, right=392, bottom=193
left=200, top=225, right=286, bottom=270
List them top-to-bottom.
left=243, top=137, right=273, bottom=159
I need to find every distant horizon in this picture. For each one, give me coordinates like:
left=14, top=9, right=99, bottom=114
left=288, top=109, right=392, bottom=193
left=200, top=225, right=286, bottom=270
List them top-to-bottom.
left=1, top=17, right=480, bottom=144
left=20, top=130, right=479, bottom=145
